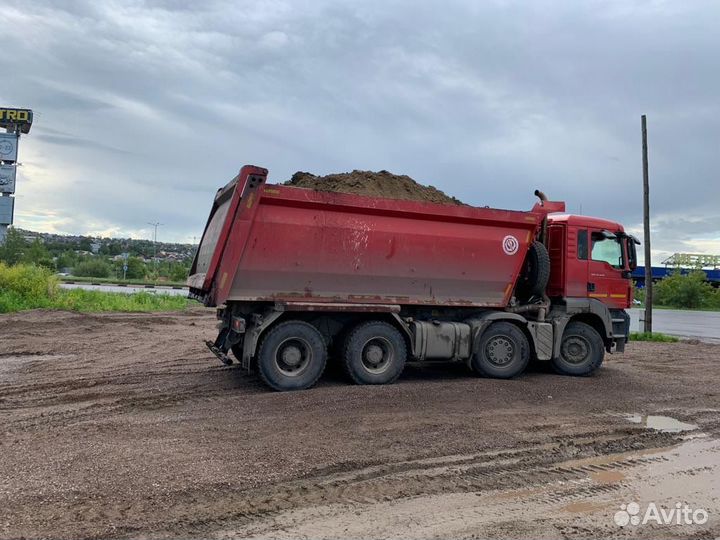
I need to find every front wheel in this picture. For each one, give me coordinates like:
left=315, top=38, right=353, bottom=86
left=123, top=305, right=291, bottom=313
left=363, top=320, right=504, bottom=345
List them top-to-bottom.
left=256, top=321, right=327, bottom=391
left=552, top=321, right=605, bottom=376
left=472, top=322, right=530, bottom=379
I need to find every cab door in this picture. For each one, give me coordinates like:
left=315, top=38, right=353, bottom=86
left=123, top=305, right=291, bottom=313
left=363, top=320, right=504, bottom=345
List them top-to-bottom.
left=587, top=230, right=629, bottom=308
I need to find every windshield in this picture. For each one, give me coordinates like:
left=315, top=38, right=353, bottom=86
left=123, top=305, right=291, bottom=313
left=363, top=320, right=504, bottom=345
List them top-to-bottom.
left=591, top=234, right=624, bottom=269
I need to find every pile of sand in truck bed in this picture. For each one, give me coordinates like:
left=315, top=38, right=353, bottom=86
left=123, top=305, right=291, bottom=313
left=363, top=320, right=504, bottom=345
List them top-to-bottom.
left=284, top=170, right=464, bottom=205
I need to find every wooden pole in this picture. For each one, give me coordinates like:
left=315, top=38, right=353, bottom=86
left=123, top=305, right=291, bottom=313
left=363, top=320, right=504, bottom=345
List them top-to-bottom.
left=641, top=115, right=653, bottom=333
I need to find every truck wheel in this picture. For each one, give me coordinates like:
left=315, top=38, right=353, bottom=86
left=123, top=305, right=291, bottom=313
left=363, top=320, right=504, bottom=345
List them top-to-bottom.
left=516, top=241, right=551, bottom=300
left=256, top=321, right=327, bottom=391
left=343, top=322, right=407, bottom=385
left=472, top=322, right=529, bottom=379
left=552, top=322, right=605, bottom=376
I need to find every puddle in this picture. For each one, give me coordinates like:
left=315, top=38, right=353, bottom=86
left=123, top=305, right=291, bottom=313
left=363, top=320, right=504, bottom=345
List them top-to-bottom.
left=626, top=414, right=698, bottom=433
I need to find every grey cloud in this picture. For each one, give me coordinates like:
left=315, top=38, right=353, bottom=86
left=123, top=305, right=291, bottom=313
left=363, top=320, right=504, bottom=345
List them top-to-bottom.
left=0, top=0, right=718, bottom=259
left=35, top=133, right=133, bottom=154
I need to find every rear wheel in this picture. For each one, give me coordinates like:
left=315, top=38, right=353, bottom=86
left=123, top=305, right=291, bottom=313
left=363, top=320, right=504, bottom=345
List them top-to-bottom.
left=256, top=321, right=327, bottom=391
left=343, top=321, right=407, bottom=385
left=552, top=321, right=605, bottom=376
left=472, top=322, right=530, bottom=379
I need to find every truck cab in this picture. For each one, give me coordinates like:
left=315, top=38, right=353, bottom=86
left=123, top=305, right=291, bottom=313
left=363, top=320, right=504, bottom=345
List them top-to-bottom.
left=541, top=213, right=637, bottom=366
left=546, top=214, right=638, bottom=310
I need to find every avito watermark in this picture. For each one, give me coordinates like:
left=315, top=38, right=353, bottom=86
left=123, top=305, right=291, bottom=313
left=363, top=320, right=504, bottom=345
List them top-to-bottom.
left=614, top=502, right=709, bottom=527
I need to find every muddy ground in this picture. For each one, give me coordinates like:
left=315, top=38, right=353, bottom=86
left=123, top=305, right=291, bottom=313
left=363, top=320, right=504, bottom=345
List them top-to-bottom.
left=283, top=170, right=463, bottom=204
left=1, top=309, right=719, bottom=539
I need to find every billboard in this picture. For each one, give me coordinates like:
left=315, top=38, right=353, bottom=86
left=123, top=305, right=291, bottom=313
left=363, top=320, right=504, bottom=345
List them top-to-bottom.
left=0, top=108, right=33, bottom=134
left=0, top=132, right=18, bottom=161
left=0, top=164, right=16, bottom=193
left=0, top=196, right=14, bottom=224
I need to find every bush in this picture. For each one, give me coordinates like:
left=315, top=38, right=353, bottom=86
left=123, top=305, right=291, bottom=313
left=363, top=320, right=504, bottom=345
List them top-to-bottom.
left=73, top=259, right=112, bottom=278
left=0, top=262, right=188, bottom=313
left=0, top=263, right=59, bottom=312
left=654, top=270, right=718, bottom=309
left=634, top=286, right=645, bottom=305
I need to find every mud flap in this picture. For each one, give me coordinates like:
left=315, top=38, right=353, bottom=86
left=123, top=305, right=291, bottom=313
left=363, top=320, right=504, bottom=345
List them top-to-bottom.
left=205, top=328, right=233, bottom=365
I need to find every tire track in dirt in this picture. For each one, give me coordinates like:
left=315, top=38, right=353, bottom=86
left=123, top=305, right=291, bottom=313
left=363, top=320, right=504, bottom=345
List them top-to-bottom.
left=144, top=428, right=680, bottom=538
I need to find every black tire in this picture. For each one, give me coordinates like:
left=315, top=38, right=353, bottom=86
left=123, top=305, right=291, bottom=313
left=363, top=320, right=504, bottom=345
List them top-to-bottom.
left=516, top=241, right=551, bottom=300
left=256, top=321, right=327, bottom=391
left=342, top=321, right=407, bottom=385
left=552, top=321, right=605, bottom=376
left=472, top=322, right=530, bottom=379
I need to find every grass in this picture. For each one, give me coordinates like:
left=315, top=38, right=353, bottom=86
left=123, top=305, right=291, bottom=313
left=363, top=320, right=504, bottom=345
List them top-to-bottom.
left=0, top=263, right=190, bottom=313
left=54, top=289, right=190, bottom=312
left=629, top=331, right=680, bottom=343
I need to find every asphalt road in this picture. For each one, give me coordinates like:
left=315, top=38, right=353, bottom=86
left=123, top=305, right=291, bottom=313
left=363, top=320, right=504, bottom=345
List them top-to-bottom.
left=60, top=282, right=189, bottom=296
left=629, top=307, right=720, bottom=342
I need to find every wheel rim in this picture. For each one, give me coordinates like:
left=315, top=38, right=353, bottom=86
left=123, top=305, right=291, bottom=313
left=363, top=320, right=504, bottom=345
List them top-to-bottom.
left=561, top=335, right=591, bottom=365
left=485, top=336, right=515, bottom=367
left=274, top=337, right=313, bottom=376
left=361, top=337, right=394, bottom=374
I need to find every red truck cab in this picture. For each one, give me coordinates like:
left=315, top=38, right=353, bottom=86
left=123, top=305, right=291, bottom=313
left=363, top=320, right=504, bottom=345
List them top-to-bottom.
left=546, top=214, right=638, bottom=310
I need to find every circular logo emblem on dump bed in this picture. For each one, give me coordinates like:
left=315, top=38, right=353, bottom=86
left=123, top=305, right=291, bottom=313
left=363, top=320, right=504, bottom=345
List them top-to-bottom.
left=502, top=235, right=519, bottom=255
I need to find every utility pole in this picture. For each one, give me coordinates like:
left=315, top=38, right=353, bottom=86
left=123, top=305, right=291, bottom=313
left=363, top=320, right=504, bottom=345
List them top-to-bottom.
left=641, top=115, right=653, bottom=333
left=147, top=221, right=163, bottom=278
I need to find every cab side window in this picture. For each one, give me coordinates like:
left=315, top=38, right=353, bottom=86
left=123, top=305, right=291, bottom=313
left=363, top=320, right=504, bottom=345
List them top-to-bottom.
left=577, top=229, right=588, bottom=260
left=591, top=232, right=623, bottom=268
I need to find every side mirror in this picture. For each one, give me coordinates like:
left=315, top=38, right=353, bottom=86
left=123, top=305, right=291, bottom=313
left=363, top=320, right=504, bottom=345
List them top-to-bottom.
left=627, top=238, right=638, bottom=271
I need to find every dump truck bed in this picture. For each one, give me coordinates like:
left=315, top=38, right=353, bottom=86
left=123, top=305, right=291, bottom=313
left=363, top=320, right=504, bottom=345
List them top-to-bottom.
left=188, top=165, right=563, bottom=308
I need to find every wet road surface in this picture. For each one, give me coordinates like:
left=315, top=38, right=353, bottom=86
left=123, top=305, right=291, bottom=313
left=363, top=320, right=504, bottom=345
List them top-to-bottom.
left=629, top=308, right=720, bottom=342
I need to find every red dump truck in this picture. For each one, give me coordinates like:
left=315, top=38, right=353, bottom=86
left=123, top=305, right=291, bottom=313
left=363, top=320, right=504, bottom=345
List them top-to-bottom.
left=188, top=165, right=638, bottom=391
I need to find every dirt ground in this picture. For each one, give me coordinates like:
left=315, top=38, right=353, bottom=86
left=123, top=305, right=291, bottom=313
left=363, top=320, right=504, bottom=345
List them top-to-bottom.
left=283, top=170, right=463, bottom=204
left=1, top=309, right=719, bottom=540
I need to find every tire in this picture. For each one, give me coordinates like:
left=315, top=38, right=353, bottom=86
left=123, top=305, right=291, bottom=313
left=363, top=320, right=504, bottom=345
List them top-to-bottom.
left=516, top=241, right=551, bottom=300
left=256, top=321, right=327, bottom=391
left=342, top=321, right=407, bottom=385
left=552, top=321, right=605, bottom=376
left=472, top=322, right=530, bottom=379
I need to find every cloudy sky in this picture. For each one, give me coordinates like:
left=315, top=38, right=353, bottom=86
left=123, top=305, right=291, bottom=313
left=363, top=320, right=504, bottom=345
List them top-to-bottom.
left=1, top=0, right=718, bottom=262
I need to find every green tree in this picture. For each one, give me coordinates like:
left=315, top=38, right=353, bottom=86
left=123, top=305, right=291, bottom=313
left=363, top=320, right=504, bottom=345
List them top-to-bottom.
left=0, top=227, right=28, bottom=265
left=78, top=237, right=93, bottom=252
left=22, top=239, right=55, bottom=270
left=100, top=241, right=123, bottom=256
left=56, top=250, right=79, bottom=272
left=119, top=257, right=147, bottom=280
left=73, top=259, right=112, bottom=278
left=169, top=263, right=189, bottom=282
